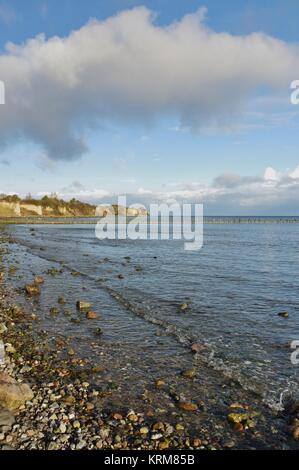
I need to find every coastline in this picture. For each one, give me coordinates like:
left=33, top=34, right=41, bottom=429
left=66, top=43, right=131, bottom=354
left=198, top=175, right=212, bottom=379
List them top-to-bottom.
left=1, top=216, right=299, bottom=225
left=1, top=227, right=299, bottom=450
left=0, top=229, right=213, bottom=451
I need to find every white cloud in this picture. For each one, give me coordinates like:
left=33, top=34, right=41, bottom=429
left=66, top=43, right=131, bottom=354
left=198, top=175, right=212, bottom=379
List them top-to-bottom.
left=0, top=7, right=298, bottom=160
left=28, top=165, right=299, bottom=215
left=289, top=165, right=299, bottom=179
left=264, top=166, right=280, bottom=182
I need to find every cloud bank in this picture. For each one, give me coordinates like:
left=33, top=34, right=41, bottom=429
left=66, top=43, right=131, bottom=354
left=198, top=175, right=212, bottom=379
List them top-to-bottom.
left=0, top=6, right=299, bottom=160
left=32, top=165, right=299, bottom=215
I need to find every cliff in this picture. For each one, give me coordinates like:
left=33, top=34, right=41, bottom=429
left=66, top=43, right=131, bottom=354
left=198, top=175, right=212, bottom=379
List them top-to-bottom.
left=0, top=196, right=148, bottom=218
left=0, top=196, right=96, bottom=217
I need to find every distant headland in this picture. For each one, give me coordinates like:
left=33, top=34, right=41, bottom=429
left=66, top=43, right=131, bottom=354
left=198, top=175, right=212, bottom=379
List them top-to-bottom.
left=0, top=194, right=148, bottom=218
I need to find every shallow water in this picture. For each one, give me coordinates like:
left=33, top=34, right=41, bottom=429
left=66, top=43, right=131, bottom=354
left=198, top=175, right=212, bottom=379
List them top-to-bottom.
left=2, top=221, right=299, bottom=448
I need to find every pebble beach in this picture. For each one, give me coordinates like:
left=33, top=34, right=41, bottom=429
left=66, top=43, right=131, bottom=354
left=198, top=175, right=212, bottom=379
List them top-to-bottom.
left=0, top=226, right=299, bottom=451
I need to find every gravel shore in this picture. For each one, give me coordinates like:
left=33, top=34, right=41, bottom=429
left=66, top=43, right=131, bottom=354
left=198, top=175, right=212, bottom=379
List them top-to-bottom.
left=0, top=229, right=298, bottom=451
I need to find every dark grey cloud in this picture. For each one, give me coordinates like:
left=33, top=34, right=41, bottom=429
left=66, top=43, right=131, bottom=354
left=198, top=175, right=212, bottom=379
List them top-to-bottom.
left=0, top=7, right=298, bottom=161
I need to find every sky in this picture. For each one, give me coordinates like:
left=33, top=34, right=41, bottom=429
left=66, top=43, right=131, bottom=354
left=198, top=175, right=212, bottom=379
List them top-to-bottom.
left=0, top=0, right=299, bottom=215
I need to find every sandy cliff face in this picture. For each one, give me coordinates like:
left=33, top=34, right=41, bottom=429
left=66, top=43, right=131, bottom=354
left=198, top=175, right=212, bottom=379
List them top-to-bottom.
left=0, top=200, right=148, bottom=218
left=0, top=201, right=95, bottom=217
left=0, top=201, right=21, bottom=217
left=96, top=205, right=148, bottom=217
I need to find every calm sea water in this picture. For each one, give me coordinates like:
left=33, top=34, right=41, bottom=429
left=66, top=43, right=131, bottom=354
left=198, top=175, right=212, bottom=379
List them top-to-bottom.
left=3, top=220, right=299, bottom=433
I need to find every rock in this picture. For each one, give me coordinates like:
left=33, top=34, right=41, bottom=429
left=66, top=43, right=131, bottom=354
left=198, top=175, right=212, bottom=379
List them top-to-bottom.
left=34, top=276, right=44, bottom=285
left=25, top=284, right=40, bottom=296
left=58, top=297, right=65, bottom=305
left=76, top=301, right=91, bottom=311
left=180, top=303, right=188, bottom=312
left=50, top=307, right=59, bottom=316
left=86, top=311, right=98, bottom=320
left=278, top=311, right=289, bottom=318
left=0, top=323, right=7, bottom=334
left=95, top=328, right=103, bottom=336
left=191, top=343, right=206, bottom=354
left=5, top=344, right=16, bottom=354
left=181, top=368, right=196, bottom=379
left=0, top=373, right=34, bottom=411
left=155, top=379, right=166, bottom=389
left=63, top=395, right=76, bottom=406
left=178, top=402, right=198, bottom=412
left=229, top=403, right=247, bottom=410
left=0, top=408, right=15, bottom=429
left=228, top=410, right=258, bottom=428
left=128, top=413, right=138, bottom=422
left=228, top=413, right=247, bottom=424
left=59, top=422, right=67, bottom=434
left=233, top=422, right=244, bottom=433
left=175, top=423, right=184, bottom=431
left=140, top=426, right=149, bottom=435
left=292, top=426, right=299, bottom=441
left=151, top=433, right=163, bottom=440
left=193, top=438, right=201, bottom=448
left=76, top=440, right=86, bottom=450
left=158, top=440, right=169, bottom=450
left=224, top=440, right=236, bottom=448
left=48, top=442, right=59, bottom=451
left=1, top=445, right=14, bottom=450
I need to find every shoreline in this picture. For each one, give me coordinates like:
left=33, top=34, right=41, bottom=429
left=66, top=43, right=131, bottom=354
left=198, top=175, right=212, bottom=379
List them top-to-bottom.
left=1, top=216, right=299, bottom=225
left=1, top=228, right=299, bottom=450
left=0, top=229, right=215, bottom=451
left=0, top=278, right=206, bottom=451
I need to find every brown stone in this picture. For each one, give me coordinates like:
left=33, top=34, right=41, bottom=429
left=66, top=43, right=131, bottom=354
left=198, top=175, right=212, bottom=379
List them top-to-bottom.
left=34, top=276, right=44, bottom=285
left=25, top=284, right=40, bottom=296
left=86, top=311, right=98, bottom=320
left=191, top=343, right=206, bottom=354
left=0, top=373, right=33, bottom=411
left=155, top=379, right=166, bottom=389
left=178, top=402, right=198, bottom=412
left=233, top=422, right=244, bottom=433
left=292, top=426, right=299, bottom=441
left=193, top=438, right=201, bottom=448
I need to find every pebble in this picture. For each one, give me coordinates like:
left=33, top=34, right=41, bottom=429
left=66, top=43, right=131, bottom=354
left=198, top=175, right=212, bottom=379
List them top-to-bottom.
left=180, top=303, right=188, bottom=312
left=86, top=311, right=98, bottom=320
left=278, top=311, right=289, bottom=318
left=191, top=343, right=206, bottom=354
left=181, top=368, right=196, bottom=379
left=155, top=379, right=166, bottom=389
left=178, top=402, right=198, bottom=412
left=59, top=422, right=67, bottom=433
left=140, top=426, right=149, bottom=435
left=292, top=427, right=299, bottom=441
left=193, top=438, right=201, bottom=447
left=76, top=440, right=86, bottom=450
left=48, top=442, right=59, bottom=451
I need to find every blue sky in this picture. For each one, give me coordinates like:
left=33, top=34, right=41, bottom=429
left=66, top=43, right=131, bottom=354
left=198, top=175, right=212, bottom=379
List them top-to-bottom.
left=0, top=0, right=299, bottom=214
